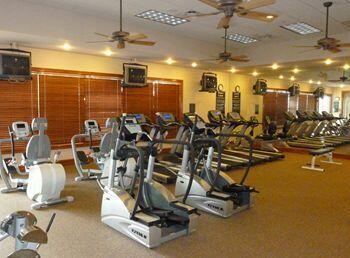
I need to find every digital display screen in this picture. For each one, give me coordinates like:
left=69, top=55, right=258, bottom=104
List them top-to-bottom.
left=0, top=54, right=31, bottom=76
left=128, top=68, right=146, bottom=84
left=135, top=114, right=141, bottom=119
left=163, top=114, right=172, bottom=120
left=125, top=119, right=134, bottom=124
left=88, top=121, right=95, bottom=126
left=17, top=123, right=26, bottom=128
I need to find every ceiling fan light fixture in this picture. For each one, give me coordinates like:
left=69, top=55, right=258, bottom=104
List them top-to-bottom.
left=136, top=10, right=189, bottom=26
left=266, top=15, right=275, bottom=20
left=281, top=22, right=320, bottom=35
left=225, top=33, right=258, bottom=44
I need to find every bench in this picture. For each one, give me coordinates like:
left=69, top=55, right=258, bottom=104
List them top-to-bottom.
left=302, top=147, right=342, bottom=172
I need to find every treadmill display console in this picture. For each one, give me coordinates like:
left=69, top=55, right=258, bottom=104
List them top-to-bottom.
left=157, top=113, right=176, bottom=123
left=124, top=116, right=142, bottom=134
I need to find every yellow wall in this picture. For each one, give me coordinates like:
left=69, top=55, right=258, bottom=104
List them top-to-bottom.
left=26, top=47, right=336, bottom=123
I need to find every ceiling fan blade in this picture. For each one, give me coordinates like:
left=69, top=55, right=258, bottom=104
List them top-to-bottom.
left=199, top=0, right=220, bottom=9
left=238, top=0, right=276, bottom=11
left=181, top=11, right=222, bottom=19
left=238, top=11, right=277, bottom=22
left=217, top=16, right=231, bottom=29
left=95, top=32, right=113, bottom=39
left=125, top=33, right=148, bottom=41
left=86, top=40, right=114, bottom=43
left=128, top=40, right=156, bottom=46
left=338, top=43, right=350, bottom=48
left=293, top=45, right=320, bottom=48
left=328, top=47, right=341, bottom=53
left=230, top=55, right=250, bottom=62
left=198, top=58, right=220, bottom=62
left=218, top=59, right=227, bottom=63
left=328, top=80, right=341, bottom=82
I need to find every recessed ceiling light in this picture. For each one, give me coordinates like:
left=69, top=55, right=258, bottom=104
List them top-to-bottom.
left=136, top=10, right=189, bottom=26
left=266, top=15, right=275, bottom=20
left=281, top=22, right=320, bottom=35
left=225, top=33, right=258, bottom=44
left=61, top=42, right=72, bottom=51
left=103, top=48, right=113, bottom=56
left=165, top=57, right=175, bottom=65
left=324, top=58, right=333, bottom=65
left=191, top=62, right=198, bottom=68
left=271, top=63, right=279, bottom=70
left=344, top=64, right=350, bottom=70
left=230, top=67, right=237, bottom=73
left=292, top=68, right=300, bottom=74
left=252, top=71, right=259, bottom=77
left=279, top=75, right=284, bottom=79
left=290, top=76, right=295, bottom=81
left=309, top=79, right=314, bottom=84
left=317, top=81, right=322, bottom=85
left=340, top=84, right=344, bottom=88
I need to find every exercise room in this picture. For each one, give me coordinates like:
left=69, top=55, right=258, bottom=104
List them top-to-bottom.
left=0, top=0, right=350, bottom=257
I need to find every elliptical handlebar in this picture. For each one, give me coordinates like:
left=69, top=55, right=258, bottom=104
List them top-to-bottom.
left=215, top=133, right=253, bottom=185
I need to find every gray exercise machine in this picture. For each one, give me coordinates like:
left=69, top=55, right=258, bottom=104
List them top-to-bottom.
left=0, top=211, right=56, bottom=258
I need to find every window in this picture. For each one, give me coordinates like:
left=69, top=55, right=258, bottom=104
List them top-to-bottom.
left=318, top=95, right=331, bottom=113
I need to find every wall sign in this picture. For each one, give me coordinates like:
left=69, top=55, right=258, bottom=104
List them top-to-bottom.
left=216, top=84, right=225, bottom=113
left=232, top=85, right=241, bottom=113
left=334, top=97, right=340, bottom=113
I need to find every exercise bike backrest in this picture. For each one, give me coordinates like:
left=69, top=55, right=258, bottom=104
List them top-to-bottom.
left=25, top=118, right=51, bottom=164
left=99, top=118, right=118, bottom=154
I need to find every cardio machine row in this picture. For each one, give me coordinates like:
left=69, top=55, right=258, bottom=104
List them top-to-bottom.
left=72, top=113, right=257, bottom=248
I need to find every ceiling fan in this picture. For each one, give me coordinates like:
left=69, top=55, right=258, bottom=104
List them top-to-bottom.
left=87, top=0, right=156, bottom=49
left=182, top=0, right=278, bottom=29
left=294, top=2, right=350, bottom=53
left=200, top=28, right=249, bottom=63
left=328, top=70, right=350, bottom=83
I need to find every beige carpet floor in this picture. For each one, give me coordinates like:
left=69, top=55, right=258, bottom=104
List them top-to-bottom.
left=1, top=153, right=350, bottom=258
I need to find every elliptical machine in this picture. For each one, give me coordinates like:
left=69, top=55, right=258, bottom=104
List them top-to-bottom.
left=174, top=113, right=257, bottom=217
left=99, top=114, right=198, bottom=248
left=0, top=118, right=74, bottom=209
left=71, top=118, right=118, bottom=181
left=0, top=211, right=55, bottom=258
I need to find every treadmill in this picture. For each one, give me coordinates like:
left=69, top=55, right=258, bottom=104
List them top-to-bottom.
left=207, top=110, right=283, bottom=163
left=155, top=112, right=242, bottom=171
left=225, top=112, right=285, bottom=160
left=282, top=112, right=330, bottom=149
left=126, top=113, right=178, bottom=184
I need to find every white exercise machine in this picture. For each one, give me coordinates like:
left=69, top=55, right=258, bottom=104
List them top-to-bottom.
left=0, top=118, right=74, bottom=209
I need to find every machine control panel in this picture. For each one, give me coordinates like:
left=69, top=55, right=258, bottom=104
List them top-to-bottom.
left=156, top=112, right=176, bottom=125
left=124, top=115, right=142, bottom=134
left=84, top=120, right=100, bottom=135
left=12, top=122, right=30, bottom=139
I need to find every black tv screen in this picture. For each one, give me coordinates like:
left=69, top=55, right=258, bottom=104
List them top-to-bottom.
left=0, top=49, right=31, bottom=80
left=123, top=63, right=148, bottom=87
left=200, top=73, right=217, bottom=92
